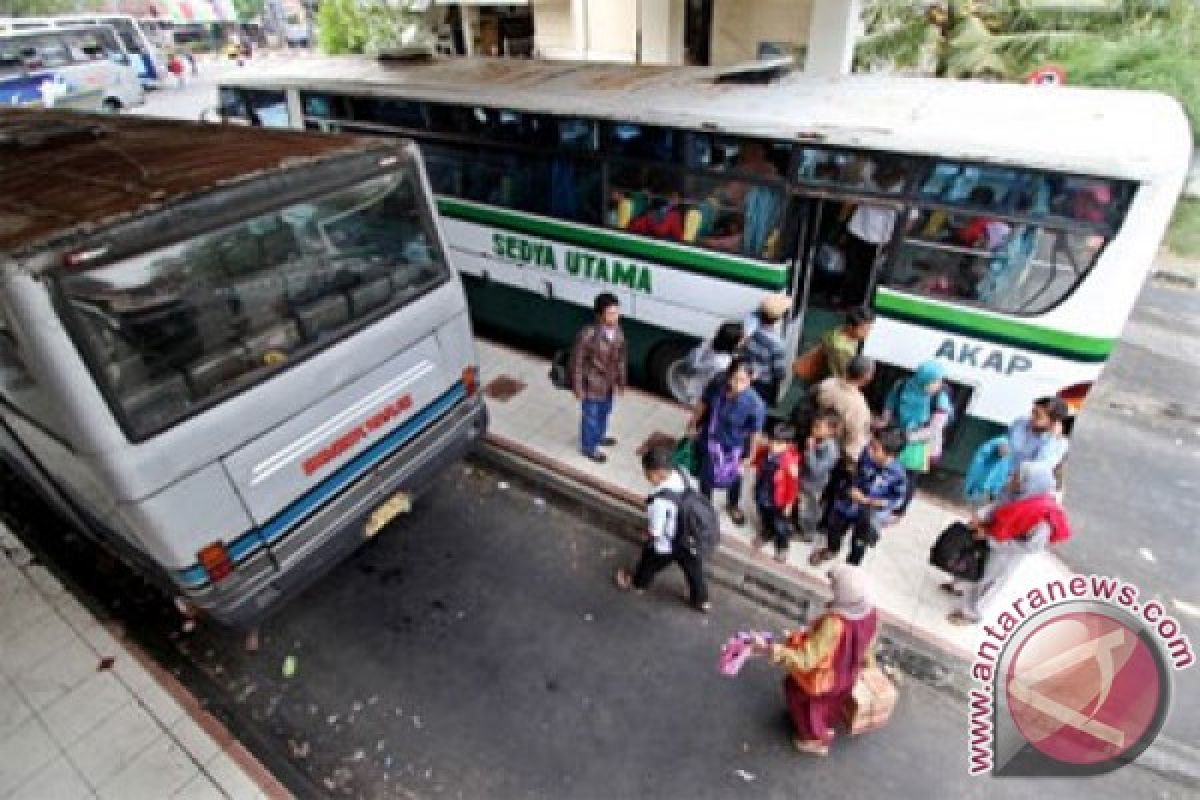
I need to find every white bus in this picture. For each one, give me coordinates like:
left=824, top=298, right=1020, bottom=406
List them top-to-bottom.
left=0, top=14, right=167, bottom=87
left=0, top=26, right=145, bottom=112
left=217, top=57, right=1192, bottom=470
left=0, top=110, right=487, bottom=625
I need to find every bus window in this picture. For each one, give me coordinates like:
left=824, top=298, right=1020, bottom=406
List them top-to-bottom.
left=61, top=30, right=108, bottom=62
left=20, top=35, right=71, bottom=69
left=0, top=43, right=23, bottom=76
left=220, top=87, right=289, bottom=128
left=346, top=96, right=427, bottom=130
left=477, top=109, right=557, bottom=148
left=557, top=118, right=597, bottom=152
left=606, top=122, right=682, bottom=163
left=690, top=135, right=791, bottom=180
left=422, top=141, right=472, bottom=197
left=465, top=147, right=550, bottom=215
left=794, top=147, right=911, bottom=195
left=918, top=161, right=1132, bottom=229
left=608, top=162, right=787, bottom=261
left=54, top=171, right=448, bottom=439
left=882, top=218, right=1113, bottom=314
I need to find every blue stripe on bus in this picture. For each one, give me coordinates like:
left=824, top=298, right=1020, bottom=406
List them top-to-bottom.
left=176, top=381, right=468, bottom=589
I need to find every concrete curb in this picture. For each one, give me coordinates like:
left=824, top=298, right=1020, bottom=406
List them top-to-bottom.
left=475, top=436, right=967, bottom=687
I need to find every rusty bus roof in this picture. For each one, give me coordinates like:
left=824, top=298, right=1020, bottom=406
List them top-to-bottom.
left=0, top=109, right=391, bottom=257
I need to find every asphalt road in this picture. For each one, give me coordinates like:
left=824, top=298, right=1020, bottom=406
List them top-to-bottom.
left=1063, top=283, right=1200, bottom=745
left=2, top=461, right=1190, bottom=799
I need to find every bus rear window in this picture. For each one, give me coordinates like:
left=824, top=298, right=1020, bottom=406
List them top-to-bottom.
left=55, top=171, right=449, bottom=440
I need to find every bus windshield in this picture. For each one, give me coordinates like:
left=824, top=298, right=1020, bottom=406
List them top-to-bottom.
left=55, top=169, right=448, bottom=440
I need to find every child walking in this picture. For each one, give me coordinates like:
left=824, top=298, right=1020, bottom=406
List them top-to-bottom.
left=795, top=409, right=841, bottom=543
left=752, top=421, right=801, bottom=562
left=809, top=427, right=908, bottom=567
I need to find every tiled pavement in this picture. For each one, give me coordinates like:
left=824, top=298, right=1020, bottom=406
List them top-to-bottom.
left=477, top=338, right=1073, bottom=659
left=0, top=523, right=286, bottom=800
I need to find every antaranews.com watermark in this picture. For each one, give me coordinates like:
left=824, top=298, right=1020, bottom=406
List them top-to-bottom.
left=967, top=573, right=1194, bottom=778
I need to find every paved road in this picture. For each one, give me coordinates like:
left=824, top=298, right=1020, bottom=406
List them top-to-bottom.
left=1064, top=283, right=1200, bottom=745
left=2, top=461, right=1190, bottom=799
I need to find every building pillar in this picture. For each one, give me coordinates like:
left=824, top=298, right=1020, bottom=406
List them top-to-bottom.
left=571, top=0, right=588, bottom=58
left=804, top=0, right=861, bottom=76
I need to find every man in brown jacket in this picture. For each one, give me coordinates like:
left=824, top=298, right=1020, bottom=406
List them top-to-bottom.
left=571, top=292, right=627, bottom=463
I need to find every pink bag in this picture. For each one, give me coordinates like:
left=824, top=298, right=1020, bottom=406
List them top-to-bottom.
left=718, top=631, right=773, bottom=677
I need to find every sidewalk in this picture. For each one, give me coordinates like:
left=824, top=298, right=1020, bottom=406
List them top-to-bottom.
left=477, top=338, right=1071, bottom=660
left=0, top=524, right=287, bottom=800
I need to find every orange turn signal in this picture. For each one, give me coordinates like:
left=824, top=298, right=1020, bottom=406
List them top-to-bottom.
left=462, top=366, right=479, bottom=397
left=197, top=541, right=234, bottom=583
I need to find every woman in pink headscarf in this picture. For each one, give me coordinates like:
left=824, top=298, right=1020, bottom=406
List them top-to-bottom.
left=752, top=564, right=878, bottom=755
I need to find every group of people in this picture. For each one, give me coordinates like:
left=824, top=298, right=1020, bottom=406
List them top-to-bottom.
left=565, top=289, right=1075, bottom=753
left=568, top=290, right=1074, bottom=613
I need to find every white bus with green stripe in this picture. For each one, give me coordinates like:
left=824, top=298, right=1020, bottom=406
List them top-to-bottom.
left=217, top=57, right=1191, bottom=470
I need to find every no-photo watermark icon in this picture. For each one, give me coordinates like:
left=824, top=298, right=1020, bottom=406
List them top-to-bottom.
left=966, top=575, right=1194, bottom=777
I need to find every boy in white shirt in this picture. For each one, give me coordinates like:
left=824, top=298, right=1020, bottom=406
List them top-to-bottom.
left=615, top=445, right=711, bottom=611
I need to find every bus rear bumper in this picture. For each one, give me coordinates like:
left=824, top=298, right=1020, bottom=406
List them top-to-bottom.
left=185, top=393, right=488, bottom=627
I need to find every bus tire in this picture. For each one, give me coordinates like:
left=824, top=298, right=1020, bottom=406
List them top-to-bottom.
left=102, top=98, right=122, bottom=114
left=647, top=339, right=692, bottom=401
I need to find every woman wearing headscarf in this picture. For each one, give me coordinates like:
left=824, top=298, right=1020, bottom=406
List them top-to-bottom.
left=877, top=360, right=953, bottom=515
left=948, top=462, right=1072, bottom=626
left=751, top=564, right=878, bottom=756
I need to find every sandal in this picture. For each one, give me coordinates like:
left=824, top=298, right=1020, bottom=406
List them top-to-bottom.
left=728, top=507, right=746, bottom=526
left=808, top=548, right=833, bottom=567
left=614, top=568, right=634, bottom=591
left=940, top=581, right=964, bottom=597
left=947, top=610, right=978, bottom=626
left=792, top=737, right=830, bottom=757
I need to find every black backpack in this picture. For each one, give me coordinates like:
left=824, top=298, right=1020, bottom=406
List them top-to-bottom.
left=656, top=471, right=721, bottom=559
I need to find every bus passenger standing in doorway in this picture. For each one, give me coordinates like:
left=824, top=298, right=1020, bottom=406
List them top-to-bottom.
left=839, top=166, right=906, bottom=307
left=571, top=293, right=627, bottom=464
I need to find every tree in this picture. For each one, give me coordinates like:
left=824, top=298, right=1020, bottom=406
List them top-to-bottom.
left=0, top=0, right=104, bottom=13
left=232, top=0, right=266, bottom=23
left=317, top=0, right=434, bottom=55
left=855, top=0, right=1084, bottom=79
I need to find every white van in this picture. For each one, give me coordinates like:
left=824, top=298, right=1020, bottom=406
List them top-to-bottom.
left=0, top=26, right=144, bottom=112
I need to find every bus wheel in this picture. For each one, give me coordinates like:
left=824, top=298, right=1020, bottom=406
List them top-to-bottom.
left=102, top=98, right=122, bottom=114
left=647, top=339, right=693, bottom=402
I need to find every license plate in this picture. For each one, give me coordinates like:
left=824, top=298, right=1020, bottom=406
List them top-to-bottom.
left=364, top=491, right=412, bottom=538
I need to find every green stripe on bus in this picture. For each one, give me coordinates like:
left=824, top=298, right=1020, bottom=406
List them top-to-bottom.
left=437, top=198, right=789, bottom=290
left=873, top=289, right=1115, bottom=362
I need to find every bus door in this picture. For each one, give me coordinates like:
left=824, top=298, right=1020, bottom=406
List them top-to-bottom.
left=787, top=189, right=908, bottom=356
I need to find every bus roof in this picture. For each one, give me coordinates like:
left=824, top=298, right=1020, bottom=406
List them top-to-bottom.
left=225, top=56, right=1193, bottom=183
left=0, top=109, right=389, bottom=256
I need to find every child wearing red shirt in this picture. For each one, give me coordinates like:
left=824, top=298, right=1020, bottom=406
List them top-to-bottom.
left=752, top=420, right=801, bottom=562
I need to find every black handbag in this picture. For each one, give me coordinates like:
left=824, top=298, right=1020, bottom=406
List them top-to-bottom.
left=548, top=349, right=571, bottom=390
left=929, top=522, right=988, bottom=582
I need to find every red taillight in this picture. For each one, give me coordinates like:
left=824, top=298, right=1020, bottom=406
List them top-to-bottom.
left=462, top=366, right=479, bottom=397
left=1057, top=382, right=1092, bottom=414
left=197, top=541, right=234, bottom=583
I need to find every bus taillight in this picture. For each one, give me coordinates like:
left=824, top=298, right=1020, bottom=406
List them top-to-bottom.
left=462, top=366, right=479, bottom=397
left=1057, top=382, right=1092, bottom=414
left=197, top=541, right=235, bottom=583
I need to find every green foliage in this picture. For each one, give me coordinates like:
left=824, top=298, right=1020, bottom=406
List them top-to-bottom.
left=0, top=0, right=104, bottom=13
left=232, top=0, right=266, bottom=23
left=317, top=0, right=433, bottom=55
left=856, top=1, right=1198, bottom=140
left=1047, top=8, right=1199, bottom=139
left=1167, top=197, right=1200, bottom=260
